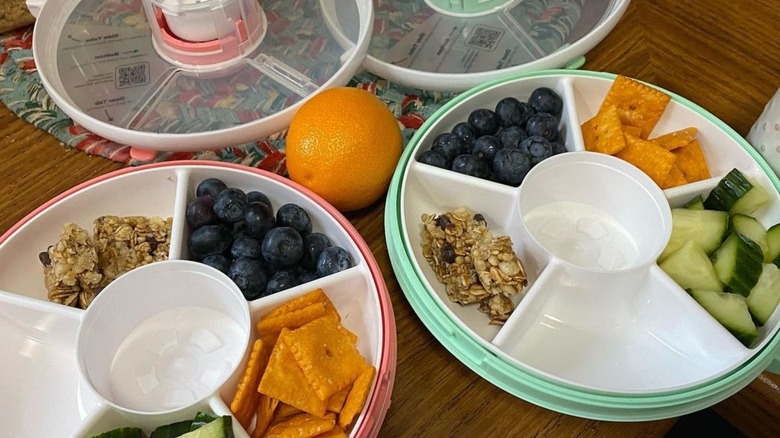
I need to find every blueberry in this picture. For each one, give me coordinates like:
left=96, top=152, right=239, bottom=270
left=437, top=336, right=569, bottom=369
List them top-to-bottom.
left=528, top=87, right=563, bottom=118
left=494, top=97, right=534, bottom=128
left=467, top=108, right=500, bottom=136
left=525, top=113, right=559, bottom=142
left=451, top=121, right=477, bottom=147
left=497, top=125, right=527, bottom=149
left=431, top=133, right=466, bottom=161
left=472, top=135, right=502, bottom=161
left=519, top=135, right=553, bottom=165
left=551, top=141, right=567, bottom=155
left=493, top=147, right=531, bottom=186
left=417, top=149, right=449, bottom=169
left=451, top=154, right=490, bottom=179
left=196, top=178, right=228, bottom=199
left=213, top=188, right=248, bottom=223
left=247, top=191, right=272, bottom=210
left=186, top=196, right=219, bottom=230
left=243, top=202, right=275, bottom=240
left=276, top=203, right=312, bottom=236
left=232, top=221, right=246, bottom=239
left=189, top=224, right=232, bottom=259
left=261, top=226, right=304, bottom=268
left=300, top=232, right=332, bottom=271
left=231, top=234, right=263, bottom=259
left=316, top=246, right=352, bottom=277
left=201, top=254, right=231, bottom=274
left=228, top=257, right=267, bottom=300
left=265, top=270, right=301, bottom=295
left=299, top=270, right=319, bottom=284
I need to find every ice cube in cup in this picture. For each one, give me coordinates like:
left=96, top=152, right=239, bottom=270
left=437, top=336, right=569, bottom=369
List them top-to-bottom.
left=518, top=151, right=672, bottom=272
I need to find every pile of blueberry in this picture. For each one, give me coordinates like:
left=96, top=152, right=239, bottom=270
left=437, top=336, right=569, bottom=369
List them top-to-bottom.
left=418, top=87, right=567, bottom=186
left=186, top=178, right=352, bottom=300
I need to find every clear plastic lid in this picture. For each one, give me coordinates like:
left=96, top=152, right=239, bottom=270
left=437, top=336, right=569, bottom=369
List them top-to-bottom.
left=33, top=0, right=372, bottom=151
left=326, top=0, right=629, bottom=91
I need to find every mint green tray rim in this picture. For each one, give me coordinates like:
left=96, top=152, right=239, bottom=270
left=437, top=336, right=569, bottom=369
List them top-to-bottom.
left=384, top=69, right=780, bottom=421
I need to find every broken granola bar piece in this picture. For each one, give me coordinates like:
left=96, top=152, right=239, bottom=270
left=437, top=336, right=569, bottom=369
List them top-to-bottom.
left=420, top=207, right=492, bottom=305
left=421, top=207, right=528, bottom=324
left=93, top=215, right=173, bottom=286
left=40, top=222, right=102, bottom=309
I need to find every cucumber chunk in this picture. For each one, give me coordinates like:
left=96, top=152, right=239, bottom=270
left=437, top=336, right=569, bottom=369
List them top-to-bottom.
left=704, top=168, right=770, bottom=215
left=684, top=194, right=705, bottom=210
left=660, top=208, right=729, bottom=260
left=730, top=214, right=770, bottom=261
left=767, top=223, right=780, bottom=267
left=711, top=232, right=764, bottom=296
left=659, top=240, right=723, bottom=291
left=746, top=264, right=780, bottom=326
left=689, top=289, right=758, bottom=347
left=178, top=416, right=233, bottom=438
left=91, top=428, right=146, bottom=438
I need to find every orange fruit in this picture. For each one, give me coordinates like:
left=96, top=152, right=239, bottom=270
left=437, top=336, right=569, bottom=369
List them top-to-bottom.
left=286, top=87, right=403, bottom=212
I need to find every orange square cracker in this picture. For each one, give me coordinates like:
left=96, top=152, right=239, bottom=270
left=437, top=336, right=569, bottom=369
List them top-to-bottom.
left=601, top=75, right=671, bottom=139
left=580, top=104, right=626, bottom=155
left=622, top=125, right=643, bottom=138
left=650, top=127, right=698, bottom=151
left=616, top=135, right=677, bottom=186
left=673, top=139, right=711, bottom=182
left=660, top=163, right=688, bottom=189
left=265, top=289, right=340, bottom=321
left=257, top=302, right=330, bottom=339
left=284, top=317, right=366, bottom=401
left=258, top=328, right=328, bottom=417
left=230, top=339, right=270, bottom=429
left=338, top=364, right=376, bottom=429
left=326, top=386, right=351, bottom=413
left=251, top=395, right=279, bottom=438
left=273, top=402, right=303, bottom=422
left=265, top=412, right=336, bottom=438
left=315, top=425, right=348, bottom=438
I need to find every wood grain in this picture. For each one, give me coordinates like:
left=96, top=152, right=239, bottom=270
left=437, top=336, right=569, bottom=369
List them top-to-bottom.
left=2, top=0, right=780, bottom=437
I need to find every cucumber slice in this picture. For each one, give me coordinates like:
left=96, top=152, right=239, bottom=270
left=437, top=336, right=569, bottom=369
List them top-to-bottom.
left=704, top=168, right=770, bottom=215
left=684, top=194, right=705, bottom=210
left=659, top=208, right=729, bottom=260
left=730, top=214, right=770, bottom=261
left=767, top=223, right=780, bottom=267
left=711, top=232, right=764, bottom=296
left=659, top=240, right=723, bottom=291
left=746, top=264, right=780, bottom=326
left=689, top=289, right=758, bottom=347
left=149, top=412, right=222, bottom=438
left=179, top=416, right=233, bottom=438
left=92, top=428, right=146, bottom=438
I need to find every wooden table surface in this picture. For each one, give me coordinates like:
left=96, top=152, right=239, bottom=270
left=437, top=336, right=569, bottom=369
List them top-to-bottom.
left=2, top=0, right=780, bottom=437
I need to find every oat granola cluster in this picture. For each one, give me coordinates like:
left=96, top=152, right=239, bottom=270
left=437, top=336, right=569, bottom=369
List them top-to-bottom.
left=420, top=207, right=527, bottom=324
left=39, top=216, right=172, bottom=309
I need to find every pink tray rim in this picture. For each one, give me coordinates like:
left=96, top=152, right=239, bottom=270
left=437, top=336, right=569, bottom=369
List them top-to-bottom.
left=0, top=160, right=397, bottom=438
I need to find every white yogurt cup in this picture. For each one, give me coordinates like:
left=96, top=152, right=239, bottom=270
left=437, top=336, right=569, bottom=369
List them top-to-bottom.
left=76, top=260, right=251, bottom=415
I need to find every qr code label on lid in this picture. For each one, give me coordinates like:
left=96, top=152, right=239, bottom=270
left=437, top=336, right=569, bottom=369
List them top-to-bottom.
left=466, top=25, right=504, bottom=51
left=116, top=62, right=149, bottom=89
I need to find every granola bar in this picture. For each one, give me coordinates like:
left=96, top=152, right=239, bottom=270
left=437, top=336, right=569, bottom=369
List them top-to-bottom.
left=421, top=207, right=527, bottom=324
left=93, top=215, right=173, bottom=286
left=39, top=222, right=102, bottom=309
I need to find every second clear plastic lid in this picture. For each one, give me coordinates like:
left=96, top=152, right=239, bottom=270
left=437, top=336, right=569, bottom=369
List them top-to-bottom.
left=329, top=0, right=625, bottom=91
